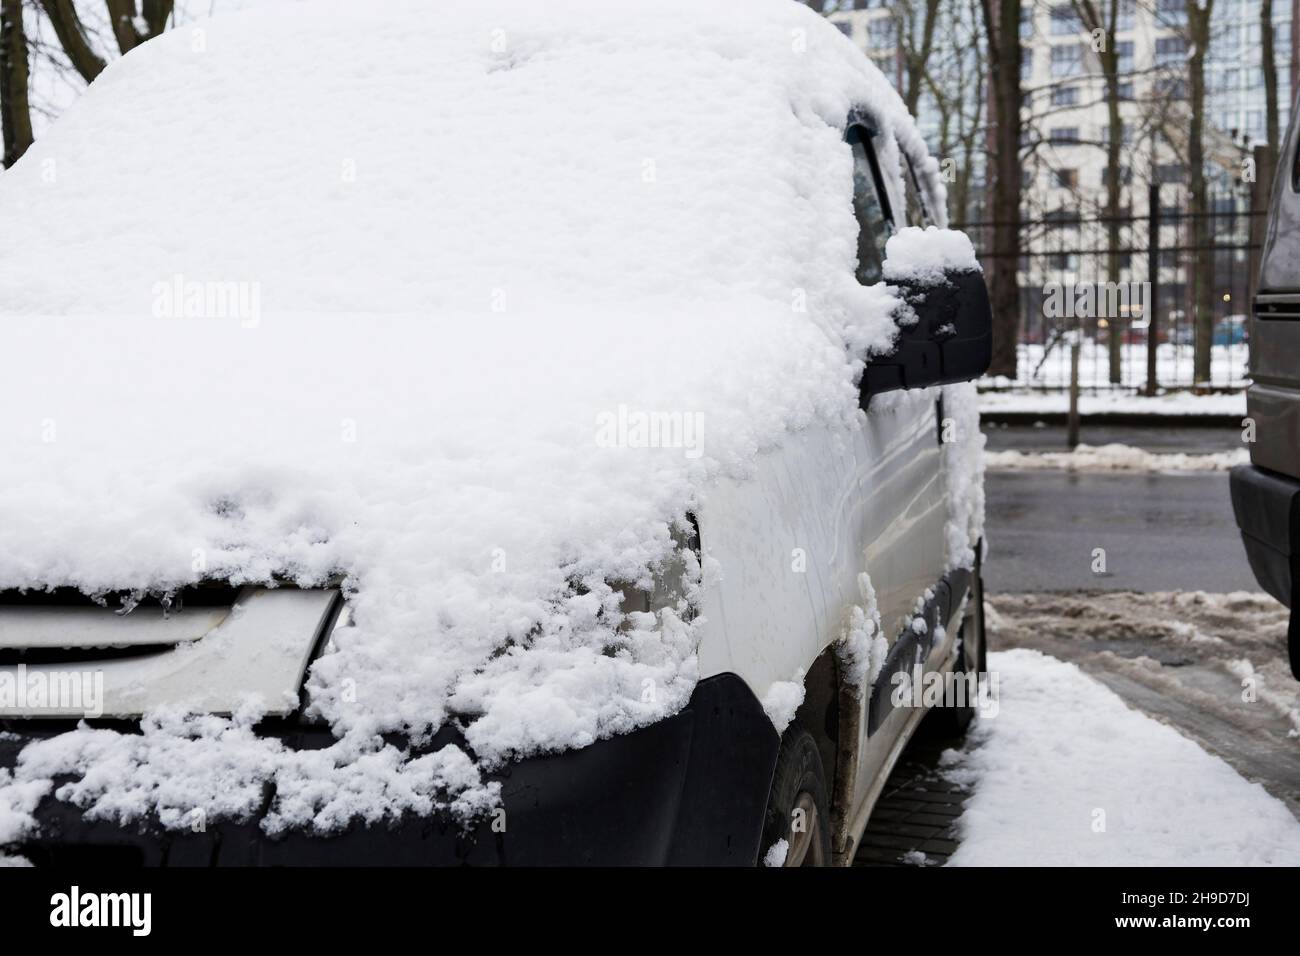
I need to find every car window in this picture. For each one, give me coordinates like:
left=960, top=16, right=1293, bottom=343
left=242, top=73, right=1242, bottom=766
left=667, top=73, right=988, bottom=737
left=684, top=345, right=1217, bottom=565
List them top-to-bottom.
left=847, top=125, right=894, bottom=285
left=902, top=152, right=932, bottom=226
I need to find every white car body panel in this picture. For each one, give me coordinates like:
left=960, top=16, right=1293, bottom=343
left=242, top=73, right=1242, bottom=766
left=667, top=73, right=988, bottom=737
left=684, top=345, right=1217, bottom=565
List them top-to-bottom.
left=695, top=389, right=954, bottom=852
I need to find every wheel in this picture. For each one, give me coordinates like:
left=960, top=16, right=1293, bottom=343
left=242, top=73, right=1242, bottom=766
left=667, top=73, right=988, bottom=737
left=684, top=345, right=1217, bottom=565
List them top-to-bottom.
left=761, top=725, right=832, bottom=867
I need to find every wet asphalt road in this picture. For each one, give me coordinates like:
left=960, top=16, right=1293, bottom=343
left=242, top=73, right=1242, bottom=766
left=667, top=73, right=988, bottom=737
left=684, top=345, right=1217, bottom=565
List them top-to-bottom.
left=982, top=424, right=1256, bottom=593
left=984, top=470, right=1257, bottom=593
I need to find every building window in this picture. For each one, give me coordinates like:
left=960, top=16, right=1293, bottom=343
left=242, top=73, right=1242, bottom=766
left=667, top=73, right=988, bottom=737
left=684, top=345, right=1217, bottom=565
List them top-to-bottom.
left=1117, top=0, right=1135, bottom=31
left=1156, top=0, right=1186, bottom=26
left=1050, top=5, right=1079, bottom=34
left=1020, top=7, right=1034, bottom=38
left=867, top=17, right=897, bottom=49
left=1155, top=37, right=1187, bottom=67
left=1116, top=40, right=1134, bottom=74
left=1051, top=43, right=1085, bottom=77
left=1021, top=47, right=1033, bottom=82
left=1155, top=76, right=1189, bottom=99
left=1117, top=81, right=1134, bottom=101
left=1052, top=85, right=1079, bottom=106
left=1050, top=127, right=1081, bottom=144
left=1157, top=163, right=1187, bottom=184
left=1056, top=168, right=1079, bottom=188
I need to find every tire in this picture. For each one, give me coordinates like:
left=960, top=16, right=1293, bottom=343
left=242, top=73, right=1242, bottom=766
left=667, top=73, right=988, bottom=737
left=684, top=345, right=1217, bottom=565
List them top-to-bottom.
left=761, top=725, right=832, bottom=867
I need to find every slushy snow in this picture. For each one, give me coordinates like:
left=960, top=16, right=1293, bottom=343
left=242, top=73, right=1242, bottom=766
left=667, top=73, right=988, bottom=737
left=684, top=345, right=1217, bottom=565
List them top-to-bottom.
left=985, top=443, right=1248, bottom=472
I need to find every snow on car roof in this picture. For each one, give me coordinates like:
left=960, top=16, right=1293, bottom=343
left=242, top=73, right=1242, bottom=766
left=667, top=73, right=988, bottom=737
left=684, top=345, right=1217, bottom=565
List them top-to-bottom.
left=0, top=0, right=942, bottom=835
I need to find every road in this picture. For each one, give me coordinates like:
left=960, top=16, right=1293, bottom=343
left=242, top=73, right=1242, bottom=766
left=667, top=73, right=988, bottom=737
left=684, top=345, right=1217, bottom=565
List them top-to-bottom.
left=984, top=470, right=1257, bottom=593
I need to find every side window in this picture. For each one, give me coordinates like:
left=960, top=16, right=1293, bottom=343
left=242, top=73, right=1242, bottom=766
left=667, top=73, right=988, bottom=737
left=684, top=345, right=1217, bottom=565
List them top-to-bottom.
left=847, top=125, right=894, bottom=285
left=902, top=153, right=932, bottom=226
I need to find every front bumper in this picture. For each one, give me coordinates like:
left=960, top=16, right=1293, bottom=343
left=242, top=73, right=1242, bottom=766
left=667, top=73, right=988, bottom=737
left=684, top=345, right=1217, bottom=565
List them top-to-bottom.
left=1229, top=463, right=1300, bottom=678
left=1, top=673, right=779, bottom=866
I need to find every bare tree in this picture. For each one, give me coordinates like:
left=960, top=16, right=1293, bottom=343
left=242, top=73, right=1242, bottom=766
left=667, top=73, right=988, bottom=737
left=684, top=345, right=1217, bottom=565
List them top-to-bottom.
left=0, top=0, right=32, bottom=167
left=0, top=0, right=175, bottom=166
left=898, top=0, right=944, bottom=115
left=981, top=0, right=1023, bottom=378
left=1072, top=0, right=1125, bottom=382
left=1185, top=0, right=1215, bottom=385
left=1262, top=0, right=1278, bottom=166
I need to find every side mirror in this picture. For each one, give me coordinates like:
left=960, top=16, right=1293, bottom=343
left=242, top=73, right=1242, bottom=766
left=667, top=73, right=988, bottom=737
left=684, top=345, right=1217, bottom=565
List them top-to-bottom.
left=861, top=267, right=993, bottom=401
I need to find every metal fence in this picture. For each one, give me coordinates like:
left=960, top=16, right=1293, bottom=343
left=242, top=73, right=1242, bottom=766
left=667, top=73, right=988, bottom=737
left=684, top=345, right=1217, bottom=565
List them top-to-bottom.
left=968, top=189, right=1260, bottom=395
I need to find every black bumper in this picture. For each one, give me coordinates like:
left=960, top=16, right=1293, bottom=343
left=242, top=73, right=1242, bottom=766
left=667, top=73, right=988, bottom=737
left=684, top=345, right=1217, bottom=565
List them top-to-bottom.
left=1230, top=463, right=1300, bottom=678
left=2, top=673, right=779, bottom=866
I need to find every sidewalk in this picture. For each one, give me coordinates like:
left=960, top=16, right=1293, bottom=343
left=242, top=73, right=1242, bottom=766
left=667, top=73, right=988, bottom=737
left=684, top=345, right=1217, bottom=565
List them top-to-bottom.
left=979, top=388, right=1246, bottom=429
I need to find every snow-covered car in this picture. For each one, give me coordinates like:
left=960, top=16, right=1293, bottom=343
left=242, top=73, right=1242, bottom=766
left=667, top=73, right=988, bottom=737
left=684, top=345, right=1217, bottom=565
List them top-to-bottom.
left=0, top=0, right=989, bottom=866
left=1233, top=97, right=1300, bottom=682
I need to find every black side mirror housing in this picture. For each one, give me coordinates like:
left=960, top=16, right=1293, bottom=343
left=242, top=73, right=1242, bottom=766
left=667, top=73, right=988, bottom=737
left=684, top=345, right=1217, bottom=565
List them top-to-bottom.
left=861, top=269, right=993, bottom=402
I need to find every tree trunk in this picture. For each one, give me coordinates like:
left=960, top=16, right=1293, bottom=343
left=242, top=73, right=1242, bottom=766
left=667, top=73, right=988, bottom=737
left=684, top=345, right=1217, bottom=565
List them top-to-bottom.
left=0, top=0, right=33, bottom=168
left=39, top=0, right=106, bottom=82
left=903, top=0, right=942, bottom=116
left=981, top=0, right=1022, bottom=379
left=1187, top=0, right=1214, bottom=386
left=1263, top=0, right=1279, bottom=165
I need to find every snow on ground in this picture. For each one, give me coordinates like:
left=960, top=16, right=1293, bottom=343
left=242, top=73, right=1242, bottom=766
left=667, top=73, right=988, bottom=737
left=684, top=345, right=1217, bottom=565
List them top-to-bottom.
left=0, top=0, right=983, bottom=842
left=980, top=342, right=1249, bottom=392
left=979, top=388, right=1246, bottom=418
left=985, top=443, right=1248, bottom=472
left=987, top=591, right=1300, bottom=742
left=944, top=648, right=1300, bottom=866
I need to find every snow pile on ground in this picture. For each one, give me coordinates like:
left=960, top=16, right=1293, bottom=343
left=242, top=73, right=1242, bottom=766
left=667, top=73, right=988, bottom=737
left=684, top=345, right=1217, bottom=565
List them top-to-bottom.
left=0, top=0, right=958, bottom=841
left=980, top=388, right=1247, bottom=418
left=985, top=443, right=1247, bottom=472
left=989, top=591, right=1300, bottom=741
left=945, top=649, right=1300, bottom=866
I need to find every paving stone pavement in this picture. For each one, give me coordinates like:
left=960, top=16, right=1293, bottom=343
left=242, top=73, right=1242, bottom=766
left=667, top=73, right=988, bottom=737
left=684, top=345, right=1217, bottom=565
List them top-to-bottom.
left=852, top=727, right=969, bottom=867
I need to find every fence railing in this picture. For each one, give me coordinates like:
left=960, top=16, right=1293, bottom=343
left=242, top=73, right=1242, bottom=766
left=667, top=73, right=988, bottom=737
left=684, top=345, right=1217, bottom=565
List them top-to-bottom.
left=966, top=189, right=1260, bottom=395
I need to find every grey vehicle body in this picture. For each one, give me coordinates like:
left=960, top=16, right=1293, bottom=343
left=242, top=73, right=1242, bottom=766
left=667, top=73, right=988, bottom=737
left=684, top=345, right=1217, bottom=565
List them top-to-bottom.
left=1231, top=94, right=1300, bottom=679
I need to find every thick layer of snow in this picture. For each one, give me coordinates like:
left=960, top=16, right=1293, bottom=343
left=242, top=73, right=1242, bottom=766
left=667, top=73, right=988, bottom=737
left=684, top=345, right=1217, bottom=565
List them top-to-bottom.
left=0, top=0, right=955, bottom=839
left=882, top=226, right=979, bottom=284
left=980, top=388, right=1247, bottom=417
left=985, top=443, right=1248, bottom=472
left=945, top=649, right=1300, bottom=866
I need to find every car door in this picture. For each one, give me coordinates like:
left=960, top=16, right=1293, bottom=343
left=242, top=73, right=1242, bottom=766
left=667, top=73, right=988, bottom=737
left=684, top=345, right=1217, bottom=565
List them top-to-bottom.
left=691, top=115, right=951, bottom=859
left=839, top=123, right=949, bottom=843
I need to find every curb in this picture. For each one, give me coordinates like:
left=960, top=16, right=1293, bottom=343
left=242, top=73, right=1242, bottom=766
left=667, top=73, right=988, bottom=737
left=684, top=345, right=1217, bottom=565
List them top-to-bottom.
left=981, top=411, right=1242, bottom=428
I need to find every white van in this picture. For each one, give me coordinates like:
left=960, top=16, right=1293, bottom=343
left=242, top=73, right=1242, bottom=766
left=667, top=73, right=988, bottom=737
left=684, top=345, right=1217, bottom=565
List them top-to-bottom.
left=0, top=0, right=989, bottom=866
